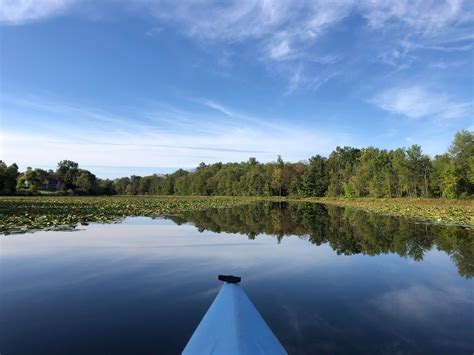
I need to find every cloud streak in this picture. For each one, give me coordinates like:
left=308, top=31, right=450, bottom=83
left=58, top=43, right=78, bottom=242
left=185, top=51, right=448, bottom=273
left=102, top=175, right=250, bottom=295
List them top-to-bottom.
left=0, top=0, right=75, bottom=25
left=372, top=85, right=472, bottom=119
left=1, top=95, right=352, bottom=175
left=201, top=100, right=233, bottom=117
left=45, top=139, right=267, bottom=154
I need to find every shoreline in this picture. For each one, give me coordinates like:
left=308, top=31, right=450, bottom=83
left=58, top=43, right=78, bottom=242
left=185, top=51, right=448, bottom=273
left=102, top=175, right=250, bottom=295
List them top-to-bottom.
left=0, top=196, right=472, bottom=234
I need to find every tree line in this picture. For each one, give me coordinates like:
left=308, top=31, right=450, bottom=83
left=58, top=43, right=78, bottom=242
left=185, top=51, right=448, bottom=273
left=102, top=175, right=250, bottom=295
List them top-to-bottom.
left=1, top=130, right=472, bottom=198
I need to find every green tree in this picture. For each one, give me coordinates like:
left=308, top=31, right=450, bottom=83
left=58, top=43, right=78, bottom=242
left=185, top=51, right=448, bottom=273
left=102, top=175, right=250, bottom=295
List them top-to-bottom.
left=448, top=130, right=474, bottom=196
left=406, top=145, right=424, bottom=197
left=327, top=147, right=360, bottom=196
left=350, top=147, right=391, bottom=197
left=391, top=148, right=409, bottom=197
left=431, top=154, right=451, bottom=197
left=271, top=155, right=285, bottom=196
left=302, top=155, right=328, bottom=196
left=419, top=155, right=432, bottom=197
left=468, top=155, right=474, bottom=185
left=57, top=160, right=79, bottom=190
left=0, top=161, right=19, bottom=195
left=442, top=161, right=460, bottom=199
left=239, top=162, right=266, bottom=196
left=287, top=162, right=306, bottom=196
left=16, top=167, right=43, bottom=193
left=163, top=169, right=189, bottom=195
left=74, top=170, right=97, bottom=194
left=127, top=175, right=142, bottom=195
left=149, top=175, right=164, bottom=194
left=174, top=175, right=191, bottom=195
left=138, top=176, right=155, bottom=194
left=113, top=177, right=130, bottom=194
left=97, top=179, right=115, bottom=195
left=343, top=181, right=357, bottom=197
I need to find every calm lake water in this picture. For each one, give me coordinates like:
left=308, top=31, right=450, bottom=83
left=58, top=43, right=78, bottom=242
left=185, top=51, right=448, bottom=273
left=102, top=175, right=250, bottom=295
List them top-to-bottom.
left=1, top=203, right=473, bottom=354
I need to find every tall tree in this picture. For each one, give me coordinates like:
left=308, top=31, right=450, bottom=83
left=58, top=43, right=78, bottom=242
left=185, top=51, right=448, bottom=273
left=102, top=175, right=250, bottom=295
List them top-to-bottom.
left=448, top=130, right=474, bottom=196
left=406, top=145, right=423, bottom=197
left=327, top=147, right=360, bottom=196
left=391, top=148, right=409, bottom=197
left=430, top=154, right=450, bottom=197
left=271, top=155, right=285, bottom=196
left=302, top=155, right=328, bottom=196
left=419, top=155, right=432, bottom=197
left=468, top=155, right=474, bottom=185
left=57, top=160, right=79, bottom=190
left=0, top=161, right=19, bottom=195
left=442, top=161, right=459, bottom=199
left=16, top=167, right=43, bottom=193
left=74, top=170, right=97, bottom=194
left=113, top=177, right=131, bottom=195
left=97, top=179, right=115, bottom=195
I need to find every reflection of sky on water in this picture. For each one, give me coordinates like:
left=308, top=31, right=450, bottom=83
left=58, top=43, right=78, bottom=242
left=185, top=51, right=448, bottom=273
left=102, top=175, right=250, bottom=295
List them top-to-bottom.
left=1, top=217, right=473, bottom=354
left=370, top=284, right=473, bottom=321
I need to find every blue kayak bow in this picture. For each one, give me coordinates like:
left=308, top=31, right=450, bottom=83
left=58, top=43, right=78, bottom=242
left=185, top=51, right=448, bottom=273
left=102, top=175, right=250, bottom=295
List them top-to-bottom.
left=183, top=275, right=287, bottom=355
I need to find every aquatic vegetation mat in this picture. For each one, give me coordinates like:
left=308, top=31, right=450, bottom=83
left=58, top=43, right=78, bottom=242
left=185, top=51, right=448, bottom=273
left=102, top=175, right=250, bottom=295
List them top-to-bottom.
left=0, top=196, right=256, bottom=234
left=1, top=196, right=473, bottom=234
left=296, top=197, right=474, bottom=226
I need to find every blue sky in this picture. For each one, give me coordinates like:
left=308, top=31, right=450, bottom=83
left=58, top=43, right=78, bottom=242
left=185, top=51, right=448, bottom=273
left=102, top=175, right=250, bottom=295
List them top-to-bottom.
left=1, top=0, right=473, bottom=178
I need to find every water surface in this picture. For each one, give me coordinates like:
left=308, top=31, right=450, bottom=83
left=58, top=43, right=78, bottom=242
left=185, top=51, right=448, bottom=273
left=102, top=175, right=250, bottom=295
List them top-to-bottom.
left=1, top=203, right=473, bottom=354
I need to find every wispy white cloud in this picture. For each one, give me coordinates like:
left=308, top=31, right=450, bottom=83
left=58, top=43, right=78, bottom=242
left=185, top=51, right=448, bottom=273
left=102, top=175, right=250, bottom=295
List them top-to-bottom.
left=0, top=0, right=75, bottom=25
left=139, top=0, right=472, bottom=91
left=142, top=0, right=292, bottom=41
left=159, top=0, right=350, bottom=57
left=360, top=0, right=467, bottom=32
left=360, top=0, right=473, bottom=68
left=2, top=1, right=472, bottom=94
left=140, top=1, right=472, bottom=54
left=269, top=37, right=291, bottom=61
left=428, top=59, right=468, bottom=69
left=284, top=67, right=339, bottom=95
left=286, top=67, right=303, bottom=95
left=372, top=85, right=472, bottom=119
left=1, top=95, right=352, bottom=173
left=201, top=100, right=233, bottom=117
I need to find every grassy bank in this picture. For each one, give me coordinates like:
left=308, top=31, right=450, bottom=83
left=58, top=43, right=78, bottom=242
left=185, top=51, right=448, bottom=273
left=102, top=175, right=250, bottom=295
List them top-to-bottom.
left=0, top=195, right=472, bottom=234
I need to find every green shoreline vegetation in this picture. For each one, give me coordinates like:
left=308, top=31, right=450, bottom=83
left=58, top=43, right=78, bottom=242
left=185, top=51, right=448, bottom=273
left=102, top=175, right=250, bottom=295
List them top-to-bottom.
left=0, top=130, right=472, bottom=233
left=0, top=196, right=472, bottom=234
left=0, top=196, right=252, bottom=234
left=296, top=197, right=473, bottom=226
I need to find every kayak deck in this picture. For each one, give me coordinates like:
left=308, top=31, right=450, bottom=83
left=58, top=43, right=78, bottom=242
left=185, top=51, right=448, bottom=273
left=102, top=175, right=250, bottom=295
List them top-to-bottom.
left=182, top=276, right=287, bottom=355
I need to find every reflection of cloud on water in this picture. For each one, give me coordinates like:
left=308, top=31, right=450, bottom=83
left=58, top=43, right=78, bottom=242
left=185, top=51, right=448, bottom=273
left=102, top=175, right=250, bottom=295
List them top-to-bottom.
left=1, top=220, right=343, bottom=266
left=370, top=285, right=473, bottom=322
left=282, top=304, right=339, bottom=336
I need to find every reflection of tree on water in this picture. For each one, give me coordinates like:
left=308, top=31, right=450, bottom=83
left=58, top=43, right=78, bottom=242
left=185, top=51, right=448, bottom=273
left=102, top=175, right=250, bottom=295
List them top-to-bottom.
left=167, top=202, right=473, bottom=278
left=435, top=227, right=474, bottom=279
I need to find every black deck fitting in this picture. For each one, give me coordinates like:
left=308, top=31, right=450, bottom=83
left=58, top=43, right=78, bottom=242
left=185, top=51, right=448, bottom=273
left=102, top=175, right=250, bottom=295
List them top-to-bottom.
left=218, top=275, right=241, bottom=283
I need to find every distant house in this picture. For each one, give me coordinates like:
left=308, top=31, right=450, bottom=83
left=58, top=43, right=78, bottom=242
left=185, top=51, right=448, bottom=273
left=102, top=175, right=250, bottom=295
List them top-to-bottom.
left=42, top=176, right=62, bottom=190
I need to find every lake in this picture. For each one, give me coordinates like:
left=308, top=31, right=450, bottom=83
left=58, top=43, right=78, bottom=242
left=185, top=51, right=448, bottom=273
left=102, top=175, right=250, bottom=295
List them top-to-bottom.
left=1, top=202, right=473, bottom=354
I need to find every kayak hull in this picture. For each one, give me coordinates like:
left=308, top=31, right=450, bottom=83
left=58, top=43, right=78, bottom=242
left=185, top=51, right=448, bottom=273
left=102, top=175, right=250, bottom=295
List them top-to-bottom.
left=183, top=282, right=287, bottom=355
